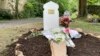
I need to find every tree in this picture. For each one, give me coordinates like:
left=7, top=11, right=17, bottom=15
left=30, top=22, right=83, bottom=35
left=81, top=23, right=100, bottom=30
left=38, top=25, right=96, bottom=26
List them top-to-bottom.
left=15, top=0, right=19, bottom=19
left=78, top=0, right=87, bottom=17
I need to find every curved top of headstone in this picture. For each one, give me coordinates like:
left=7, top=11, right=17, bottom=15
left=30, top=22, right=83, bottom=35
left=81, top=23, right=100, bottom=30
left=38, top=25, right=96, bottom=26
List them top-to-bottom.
left=43, top=1, right=59, bottom=9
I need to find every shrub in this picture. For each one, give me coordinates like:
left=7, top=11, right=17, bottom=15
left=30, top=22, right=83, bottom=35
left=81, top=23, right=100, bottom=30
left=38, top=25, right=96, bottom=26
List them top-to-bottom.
left=19, top=0, right=78, bottom=18
left=19, top=0, right=44, bottom=18
left=87, top=5, right=100, bottom=16
left=0, top=9, right=13, bottom=20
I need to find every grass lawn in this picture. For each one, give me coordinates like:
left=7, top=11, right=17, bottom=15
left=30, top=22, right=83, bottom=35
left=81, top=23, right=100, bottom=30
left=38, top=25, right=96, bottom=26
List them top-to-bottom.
left=0, top=20, right=8, bottom=23
left=70, top=20, right=100, bottom=35
left=0, top=22, right=43, bottom=53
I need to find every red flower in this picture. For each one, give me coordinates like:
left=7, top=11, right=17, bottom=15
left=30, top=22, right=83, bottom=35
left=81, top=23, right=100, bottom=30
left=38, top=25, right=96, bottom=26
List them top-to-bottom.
left=60, top=16, right=70, bottom=27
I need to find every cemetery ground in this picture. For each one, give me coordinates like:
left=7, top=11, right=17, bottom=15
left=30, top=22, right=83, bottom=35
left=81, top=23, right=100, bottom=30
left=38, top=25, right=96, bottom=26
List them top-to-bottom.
left=0, top=19, right=100, bottom=56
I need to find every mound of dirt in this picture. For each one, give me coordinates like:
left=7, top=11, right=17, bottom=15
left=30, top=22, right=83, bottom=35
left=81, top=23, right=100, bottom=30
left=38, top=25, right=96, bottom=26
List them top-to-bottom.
left=4, top=31, right=51, bottom=56
left=2, top=32, right=100, bottom=56
left=68, top=33, right=100, bottom=56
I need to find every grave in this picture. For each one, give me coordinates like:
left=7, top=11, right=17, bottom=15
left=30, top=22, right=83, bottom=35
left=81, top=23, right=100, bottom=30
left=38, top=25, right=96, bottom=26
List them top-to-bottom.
left=43, top=1, right=68, bottom=56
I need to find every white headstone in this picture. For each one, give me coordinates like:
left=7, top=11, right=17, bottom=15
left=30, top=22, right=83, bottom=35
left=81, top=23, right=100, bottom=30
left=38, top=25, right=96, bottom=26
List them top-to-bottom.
left=43, top=1, right=59, bottom=30
left=43, top=1, right=68, bottom=56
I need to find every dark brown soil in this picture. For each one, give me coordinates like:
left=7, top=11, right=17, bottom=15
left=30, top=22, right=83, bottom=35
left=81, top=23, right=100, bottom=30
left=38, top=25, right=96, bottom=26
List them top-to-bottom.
left=4, top=31, right=51, bottom=56
left=2, top=32, right=100, bottom=56
left=68, top=33, right=100, bottom=56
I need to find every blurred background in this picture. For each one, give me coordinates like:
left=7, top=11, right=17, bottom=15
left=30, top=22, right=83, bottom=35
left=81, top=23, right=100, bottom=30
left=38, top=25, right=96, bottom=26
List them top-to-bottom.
left=0, top=0, right=100, bottom=20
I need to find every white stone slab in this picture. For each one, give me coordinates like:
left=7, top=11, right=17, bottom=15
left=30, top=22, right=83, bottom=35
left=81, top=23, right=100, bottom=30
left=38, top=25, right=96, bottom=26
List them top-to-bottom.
left=43, top=1, right=59, bottom=30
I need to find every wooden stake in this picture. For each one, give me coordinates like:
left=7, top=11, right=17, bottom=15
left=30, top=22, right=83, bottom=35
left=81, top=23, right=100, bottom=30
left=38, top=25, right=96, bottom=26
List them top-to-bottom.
left=50, top=41, right=68, bottom=56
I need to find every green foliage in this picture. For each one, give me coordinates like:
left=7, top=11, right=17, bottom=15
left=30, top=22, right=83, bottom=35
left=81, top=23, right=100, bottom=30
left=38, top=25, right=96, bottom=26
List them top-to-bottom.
left=1, top=0, right=100, bottom=19
left=15, top=0, right=100, bottom=18
left=18, top=0, right=100, bottom=18
left=19, top=0, right=44, bottom=18
left=20, top=0, right=78, bottom=18
left=54, top=0, right=69, bottom=15
left=54, top=0, right=78, bottom=13
left=88, top=0, right=100, bottom=5
left=87, top=5, right=100, bottom=16
left=0, top=9, right=13, bottom=20
left=71, top=12, right=78, bottom=19
left=92, top=14, right=100, bottom=20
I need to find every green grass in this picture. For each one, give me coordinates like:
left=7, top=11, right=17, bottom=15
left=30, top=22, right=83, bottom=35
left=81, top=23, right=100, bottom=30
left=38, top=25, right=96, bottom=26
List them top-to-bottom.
left=0, top=19, right=11, bottom=23
left=70, top=20, right=100, bottom=35
left=0, top=22, right=43, bottom=53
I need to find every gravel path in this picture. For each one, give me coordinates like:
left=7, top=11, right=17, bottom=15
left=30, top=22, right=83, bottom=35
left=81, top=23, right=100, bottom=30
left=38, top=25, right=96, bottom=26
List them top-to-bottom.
left=0, top=18, right=43, bottom=29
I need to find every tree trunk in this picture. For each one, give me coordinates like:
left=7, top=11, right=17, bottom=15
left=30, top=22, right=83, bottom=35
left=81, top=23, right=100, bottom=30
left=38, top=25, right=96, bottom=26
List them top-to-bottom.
left=15, top=0, right=19, bottom=19
left=78, top=0, right=87, bottom=17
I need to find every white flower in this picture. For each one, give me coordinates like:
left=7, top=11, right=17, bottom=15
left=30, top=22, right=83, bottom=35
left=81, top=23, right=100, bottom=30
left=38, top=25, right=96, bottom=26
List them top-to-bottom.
left=50, top=27, right=66, bottom=43
left=53, top=33, right=66, bottom=43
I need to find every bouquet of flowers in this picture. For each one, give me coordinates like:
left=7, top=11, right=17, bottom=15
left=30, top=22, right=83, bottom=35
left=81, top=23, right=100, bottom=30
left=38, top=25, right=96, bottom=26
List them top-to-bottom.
left=42, top=27, right=75, bottom=47
left=50, top=28, right=66, bottom=43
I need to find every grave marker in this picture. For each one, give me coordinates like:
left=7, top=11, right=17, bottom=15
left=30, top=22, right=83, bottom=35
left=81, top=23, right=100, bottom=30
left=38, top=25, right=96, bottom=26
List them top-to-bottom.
left=43, top=1, right=68, bottom=56
left=43, top=1, right=59, bottom=30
